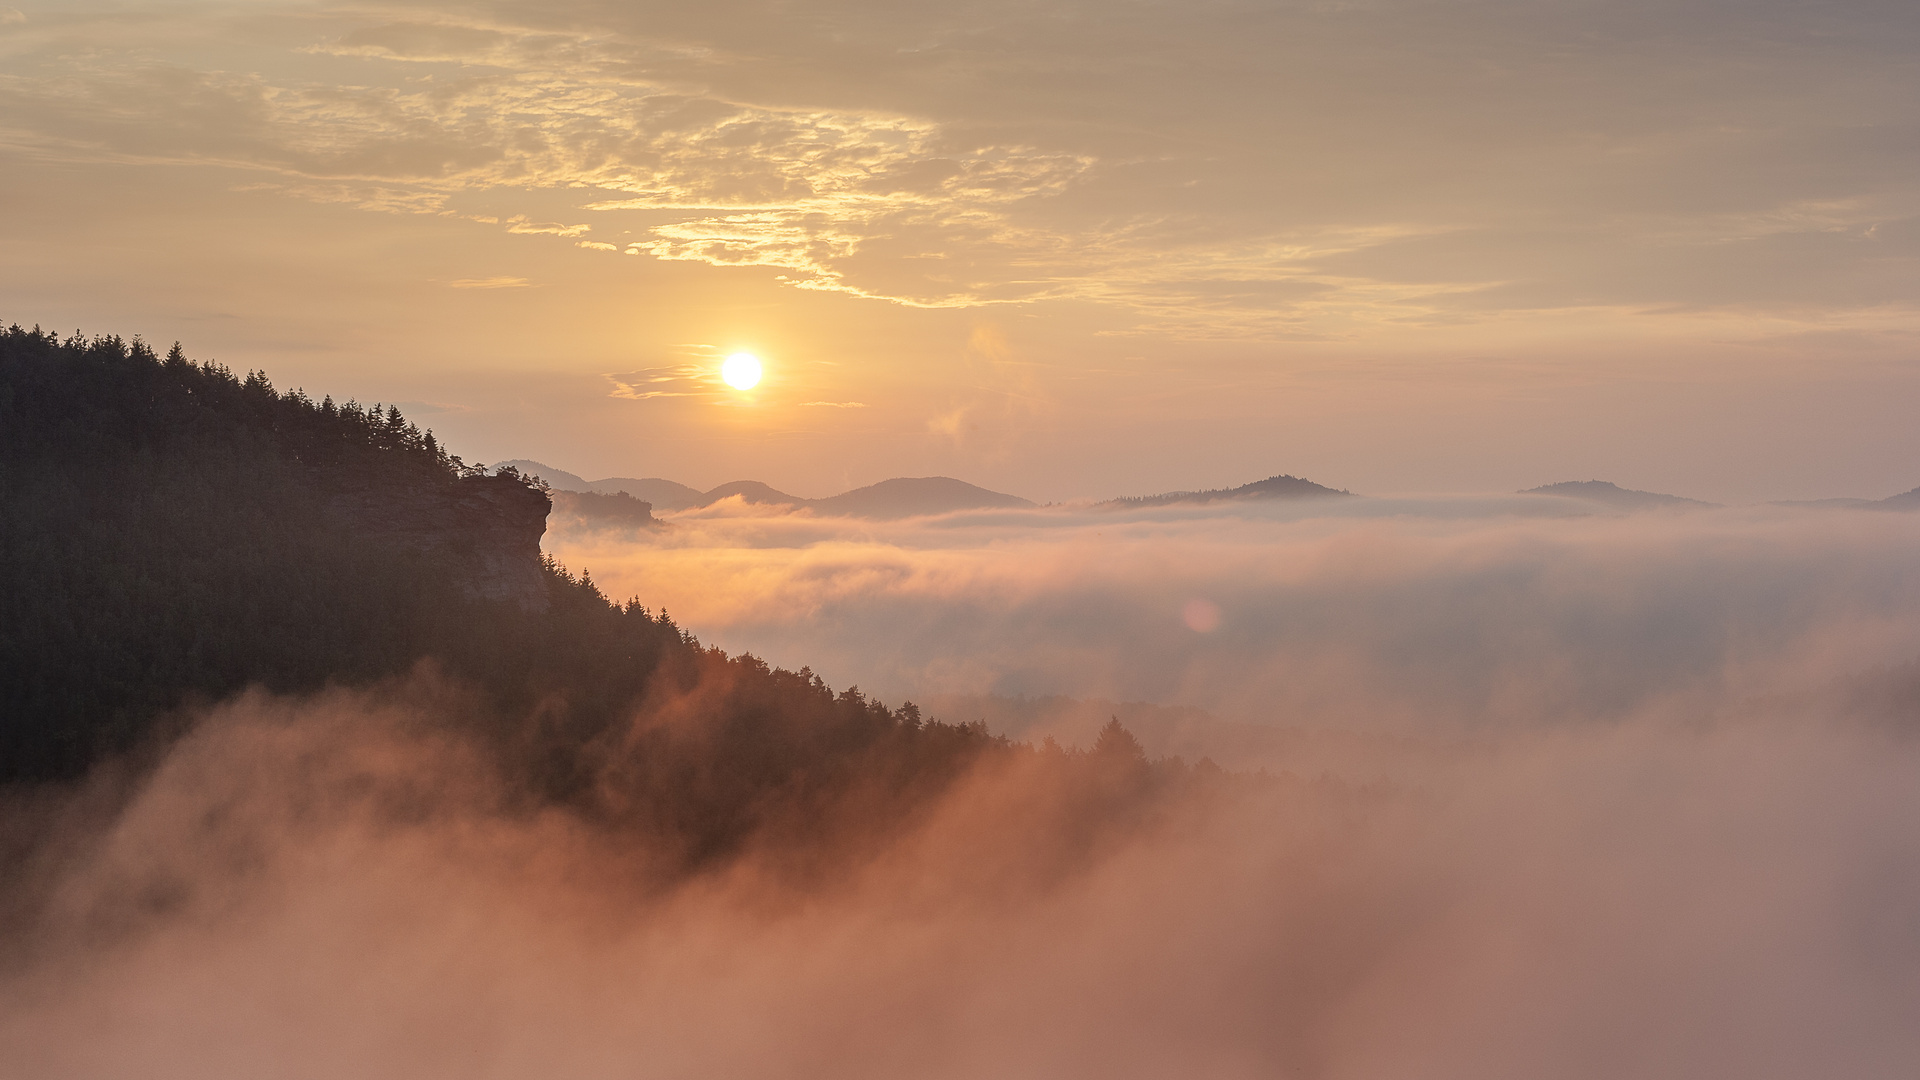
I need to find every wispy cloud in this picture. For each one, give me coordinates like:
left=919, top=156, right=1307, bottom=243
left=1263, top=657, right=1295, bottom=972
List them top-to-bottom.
left=2, top=1, right=1917, bottom=341
left=503, top=216, right=590, bottom=238
left=449, top=276, right=535, bottom=289
left=605, top=364, right=720, bottom=400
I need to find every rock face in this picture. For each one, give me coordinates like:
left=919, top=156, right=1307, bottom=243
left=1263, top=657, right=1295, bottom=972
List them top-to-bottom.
left=329, top=474, right=552, bottom=612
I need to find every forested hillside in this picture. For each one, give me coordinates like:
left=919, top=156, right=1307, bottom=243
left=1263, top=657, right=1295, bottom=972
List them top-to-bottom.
left=0, top=326, right=1193, bottom=872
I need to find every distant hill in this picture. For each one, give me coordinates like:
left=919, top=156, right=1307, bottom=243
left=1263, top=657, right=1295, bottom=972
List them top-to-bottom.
left=495, top=458, right=590, bottom=492
left=502, top=459, right=1030, bottom=519
left=494, top=462, right=705, bottom=511
left=1102, top=473, right=1352, bottom=509
left=590, top=477, right=706, bottom=511
left=813, top=477, right=1036, bottom=519
left=701, top=479, right=808, bottom=506
left=1521, top=480, right=1714, bottom=510
left=1874, top=486, right=1920, bottom=511
left=1768, top=488, right=1920, bottom=511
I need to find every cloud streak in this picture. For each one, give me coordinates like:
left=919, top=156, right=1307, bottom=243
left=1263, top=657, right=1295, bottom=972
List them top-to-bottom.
left=605, top=364, right=723, bottom=400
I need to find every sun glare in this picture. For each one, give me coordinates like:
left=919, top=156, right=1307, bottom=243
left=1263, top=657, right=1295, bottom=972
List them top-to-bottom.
left=722, top=353, right=762, bottom=390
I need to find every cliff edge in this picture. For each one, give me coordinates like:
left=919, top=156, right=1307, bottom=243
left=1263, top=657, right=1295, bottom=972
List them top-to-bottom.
left=331, top=474, right=552, bottom=611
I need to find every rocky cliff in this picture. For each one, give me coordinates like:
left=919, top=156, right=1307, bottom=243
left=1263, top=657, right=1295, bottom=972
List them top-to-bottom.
left=329, top=474, right=552, bottom=611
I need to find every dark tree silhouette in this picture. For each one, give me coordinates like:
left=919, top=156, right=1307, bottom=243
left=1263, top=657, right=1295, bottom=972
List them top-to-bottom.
left=1094, top=716, right=1148, bottom=762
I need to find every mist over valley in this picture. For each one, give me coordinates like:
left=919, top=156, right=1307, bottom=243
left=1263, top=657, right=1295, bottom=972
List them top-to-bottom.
left=6, top=0, right=1920, bottom=1069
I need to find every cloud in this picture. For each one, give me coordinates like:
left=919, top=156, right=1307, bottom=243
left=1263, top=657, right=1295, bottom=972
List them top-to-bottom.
left=9, top=1, right=1914, bottom=338
left=0, top=22, right=1094, bottom=307
left=502, top=216, right=590, bottom=238
left=449, top=276, right=534, bottom=289
left=605, top=363, right=720, bottom=400
left=546, top=498, right=1920, bottom=733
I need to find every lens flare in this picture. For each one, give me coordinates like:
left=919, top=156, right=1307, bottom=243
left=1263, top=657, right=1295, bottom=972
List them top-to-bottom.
left=722, top=353, right=762, bottom=390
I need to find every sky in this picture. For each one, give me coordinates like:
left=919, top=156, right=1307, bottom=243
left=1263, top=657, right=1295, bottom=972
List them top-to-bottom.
left=3, top=0, right=1918, bottom=501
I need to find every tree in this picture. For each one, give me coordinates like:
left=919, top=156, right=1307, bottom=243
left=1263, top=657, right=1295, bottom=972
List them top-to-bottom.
left=1093, top=717, right=1146, bottom=763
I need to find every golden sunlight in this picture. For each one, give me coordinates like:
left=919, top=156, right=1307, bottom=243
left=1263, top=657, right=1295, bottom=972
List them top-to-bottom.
left=722, top=353, right=762, bottom=390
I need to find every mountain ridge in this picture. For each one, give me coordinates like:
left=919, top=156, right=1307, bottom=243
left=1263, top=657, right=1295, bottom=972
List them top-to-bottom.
left=498, top=460, right=1034, bottom=520
left=1100, top=473, right=1352, bottom=509
left=1521, top=480, right=1715, bottom=510
left=1875, top=485, right=1920, bottom=511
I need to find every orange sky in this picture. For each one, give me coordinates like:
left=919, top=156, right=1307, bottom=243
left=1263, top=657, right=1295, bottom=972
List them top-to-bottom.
left=3, top=0, right=1918, bottom=502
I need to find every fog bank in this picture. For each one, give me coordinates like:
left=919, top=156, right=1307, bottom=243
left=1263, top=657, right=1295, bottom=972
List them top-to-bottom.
left=8, top=494, right=1920, bottom=1077
left=550, top=497, right=1920, bottom=735
left=3, top=683, right=1917, bottom=1079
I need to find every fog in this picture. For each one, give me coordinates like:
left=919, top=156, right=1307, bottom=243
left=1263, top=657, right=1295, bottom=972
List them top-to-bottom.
left=551, top=496, right=1920, bottom=742
left=5, top=497, right=1920, bottom=1077
left=5, top=685, right=1919, bottom=1077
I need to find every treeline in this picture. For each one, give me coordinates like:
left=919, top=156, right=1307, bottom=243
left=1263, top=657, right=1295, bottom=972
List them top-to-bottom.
left=1, top=326, right=1212, bottom=874
left=3, top=326, right=467, bottom=772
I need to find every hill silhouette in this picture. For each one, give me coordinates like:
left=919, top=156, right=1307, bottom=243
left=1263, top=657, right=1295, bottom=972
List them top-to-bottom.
left=494, top=458, right=591, bottom=492
left=502, top=459, right=1032, bottom=519
left=1102, top=473, right=1351, bottom=509
left=591, top=476, right=707, bottom=510
left=814, top=477, right=1036, bottom=518
left=702, top=479, right=808, bottom=506
left=1522, top=480, right=1714, bottom=510
left=1874, top=486, right=1920, bottom=511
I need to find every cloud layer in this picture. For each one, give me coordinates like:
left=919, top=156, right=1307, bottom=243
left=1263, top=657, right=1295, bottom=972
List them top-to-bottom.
left=5, top=0, right=1917, bottom=335
left=8, top=490, right=1920, bottom=1076
left=548, top=497, right=1920, bottom=734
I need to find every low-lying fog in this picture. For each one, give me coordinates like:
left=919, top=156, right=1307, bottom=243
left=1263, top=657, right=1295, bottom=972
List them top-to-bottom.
left=6, top=493, right=1919, bottom=1078
left=552, top=494, right=1920, bottom=754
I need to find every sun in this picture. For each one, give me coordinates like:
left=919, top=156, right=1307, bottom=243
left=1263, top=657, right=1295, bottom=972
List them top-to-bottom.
left=721, top=352, right=762, bottom=390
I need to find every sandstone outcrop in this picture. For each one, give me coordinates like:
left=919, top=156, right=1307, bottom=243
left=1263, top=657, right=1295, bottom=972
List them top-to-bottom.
left=328, top=474, right=552, bottom=611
